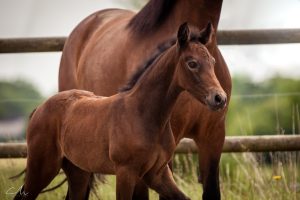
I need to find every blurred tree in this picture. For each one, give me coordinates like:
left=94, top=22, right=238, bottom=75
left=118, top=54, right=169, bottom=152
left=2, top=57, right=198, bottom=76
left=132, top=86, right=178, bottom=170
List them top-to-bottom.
left=126, top=0, right=147, bottom=9
left=226, top=76, right=300, bottom=136
left=0, top=80, right=43, bottom=120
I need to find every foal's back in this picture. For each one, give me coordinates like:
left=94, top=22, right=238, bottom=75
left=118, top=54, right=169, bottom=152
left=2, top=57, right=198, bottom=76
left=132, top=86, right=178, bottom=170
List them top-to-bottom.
left=27, top=89, right=97, bottom=153
left=28, top=89, right=96, bottom=133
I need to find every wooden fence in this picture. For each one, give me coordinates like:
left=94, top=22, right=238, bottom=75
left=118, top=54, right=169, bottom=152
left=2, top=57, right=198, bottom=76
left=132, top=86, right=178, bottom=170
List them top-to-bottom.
left=0, top=29, right=300, bottom=157
left=1, top=29, right=300, bottom=53
left=1, top=135, right=300, bottom=158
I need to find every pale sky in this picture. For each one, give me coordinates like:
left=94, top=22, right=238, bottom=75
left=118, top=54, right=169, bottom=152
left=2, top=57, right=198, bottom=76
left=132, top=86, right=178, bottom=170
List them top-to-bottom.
left=0, top=0, right=300, bottom=96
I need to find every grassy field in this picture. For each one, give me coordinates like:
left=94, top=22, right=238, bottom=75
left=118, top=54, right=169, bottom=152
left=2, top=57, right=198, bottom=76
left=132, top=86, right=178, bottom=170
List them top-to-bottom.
left=0, top=152, right=299, bottom=200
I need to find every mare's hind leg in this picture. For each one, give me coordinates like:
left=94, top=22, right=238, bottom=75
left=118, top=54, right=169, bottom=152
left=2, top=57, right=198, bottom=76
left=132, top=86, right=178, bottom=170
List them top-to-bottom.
left=14, top=150, right=62, bottom=199
left=62, top=158, right=92, bottom=200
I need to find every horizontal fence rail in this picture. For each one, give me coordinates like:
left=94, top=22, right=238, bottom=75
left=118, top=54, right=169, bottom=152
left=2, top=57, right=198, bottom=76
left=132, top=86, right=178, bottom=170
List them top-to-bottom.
left=1, top=29, right=300, bottom=53
left=217, top=29, right=300, bottom=45
left=0, top=37, right=66, bottom=53
left=1, top=135, right=300, bottom=158
left=176, top=135, right=300, bottom=153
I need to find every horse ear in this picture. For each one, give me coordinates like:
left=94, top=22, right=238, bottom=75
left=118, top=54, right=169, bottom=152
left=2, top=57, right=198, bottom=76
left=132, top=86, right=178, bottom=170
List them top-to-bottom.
left=177, top=22, right=190, bottom=49
left=199, top=22, right=214, bottom=46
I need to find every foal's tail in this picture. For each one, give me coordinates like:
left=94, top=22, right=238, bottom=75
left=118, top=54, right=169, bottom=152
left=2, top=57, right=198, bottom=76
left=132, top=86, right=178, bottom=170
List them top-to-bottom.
left=29, top=107, right=37, bottom=119
left=9, top=169, right=26, bottom=180
left=9, top=170, right=68, bottom=193
left=40, top=176, right=67, bottom=193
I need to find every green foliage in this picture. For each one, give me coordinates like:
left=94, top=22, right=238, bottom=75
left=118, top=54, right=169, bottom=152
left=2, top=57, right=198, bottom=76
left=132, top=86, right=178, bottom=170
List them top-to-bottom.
left=128, top=0, right=147, bottom=9
left=226, top=76, right=300, bottom=136
left=0, top=80, right=43, bottom=119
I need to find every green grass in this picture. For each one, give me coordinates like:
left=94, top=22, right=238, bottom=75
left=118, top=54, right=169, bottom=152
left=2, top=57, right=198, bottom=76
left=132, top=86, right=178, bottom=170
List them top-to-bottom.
left=0, top=152, right=299, bottom=200
left=219, top=152, right=300, bottom=200
left=0, top=159, right=68, bottom=200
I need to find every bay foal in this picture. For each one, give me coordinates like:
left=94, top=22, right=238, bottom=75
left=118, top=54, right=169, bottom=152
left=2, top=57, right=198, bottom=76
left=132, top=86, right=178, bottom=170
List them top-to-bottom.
left=15, top=23, right=226, bottom=200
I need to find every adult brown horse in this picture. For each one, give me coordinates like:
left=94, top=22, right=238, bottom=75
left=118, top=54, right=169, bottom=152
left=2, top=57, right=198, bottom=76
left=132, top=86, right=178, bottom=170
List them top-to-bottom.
left=59, top=0, right=231, bottom=199
left=14, top=23, right=226, bottom=200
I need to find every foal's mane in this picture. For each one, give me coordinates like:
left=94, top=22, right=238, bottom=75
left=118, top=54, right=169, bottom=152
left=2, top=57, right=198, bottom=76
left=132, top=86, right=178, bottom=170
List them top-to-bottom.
left=128, top=0, right=177, bottom=34
left=119, top=38, right=176, bottom=92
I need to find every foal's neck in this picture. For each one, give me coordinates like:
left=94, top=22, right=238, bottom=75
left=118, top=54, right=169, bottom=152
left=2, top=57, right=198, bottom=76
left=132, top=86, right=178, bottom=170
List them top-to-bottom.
left=128, top=47, right=182, bottom=128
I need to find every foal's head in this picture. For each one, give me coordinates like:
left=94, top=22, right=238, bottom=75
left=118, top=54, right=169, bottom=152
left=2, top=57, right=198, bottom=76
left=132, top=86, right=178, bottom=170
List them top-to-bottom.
left=175, top=23, right=227, bottom=111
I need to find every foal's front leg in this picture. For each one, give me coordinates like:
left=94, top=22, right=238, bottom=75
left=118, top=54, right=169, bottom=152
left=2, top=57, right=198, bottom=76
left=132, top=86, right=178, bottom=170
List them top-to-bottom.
left=116, top=166, right=139, bottom=200
left=145, top=166, right=190, bottom=200
left=132, top=180, right=149, bottom=200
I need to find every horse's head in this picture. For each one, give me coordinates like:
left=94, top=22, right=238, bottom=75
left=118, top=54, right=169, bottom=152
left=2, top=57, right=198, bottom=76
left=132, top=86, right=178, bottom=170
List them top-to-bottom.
left=175, top=22, right=227, bottom=111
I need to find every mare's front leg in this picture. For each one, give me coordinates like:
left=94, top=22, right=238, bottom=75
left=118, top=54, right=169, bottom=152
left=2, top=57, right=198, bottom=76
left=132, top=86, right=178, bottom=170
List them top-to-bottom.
left=194, top=121, right=225, bottom=200
left=116, top=166, right=139, bottom=200
left=144, top=166, right=190, bottom=200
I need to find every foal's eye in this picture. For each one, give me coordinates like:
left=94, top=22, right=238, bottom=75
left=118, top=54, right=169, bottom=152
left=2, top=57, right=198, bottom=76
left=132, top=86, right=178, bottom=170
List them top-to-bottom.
left=187, top=60, right=199, bottom=69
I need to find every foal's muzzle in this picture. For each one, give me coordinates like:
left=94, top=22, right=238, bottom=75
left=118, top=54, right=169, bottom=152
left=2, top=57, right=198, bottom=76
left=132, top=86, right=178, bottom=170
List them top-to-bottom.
left=206, top=90, right=227, bottom=111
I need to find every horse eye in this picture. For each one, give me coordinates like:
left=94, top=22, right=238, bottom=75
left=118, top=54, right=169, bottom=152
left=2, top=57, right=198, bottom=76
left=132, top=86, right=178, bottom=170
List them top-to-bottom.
left=187, top=61, right=199, bottom=69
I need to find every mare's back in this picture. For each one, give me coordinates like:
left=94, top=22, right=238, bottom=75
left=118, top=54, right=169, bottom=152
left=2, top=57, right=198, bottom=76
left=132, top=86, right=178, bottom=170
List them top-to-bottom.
left=59, top=9, right=134, bottom=92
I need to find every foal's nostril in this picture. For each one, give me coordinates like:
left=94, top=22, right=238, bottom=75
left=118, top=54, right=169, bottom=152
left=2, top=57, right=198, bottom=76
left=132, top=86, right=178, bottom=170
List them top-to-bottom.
left=207, top=92, right=227, bottom=110
left=214, top=94, right=223, bottom=105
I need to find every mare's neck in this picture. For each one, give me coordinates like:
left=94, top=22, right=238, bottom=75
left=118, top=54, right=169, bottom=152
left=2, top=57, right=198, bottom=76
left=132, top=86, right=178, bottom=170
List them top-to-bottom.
left=136, top=0, right=223, bottom=48
left=171, top=0, right=222, bottom=30
left=128, top=47, right=182, bottom=128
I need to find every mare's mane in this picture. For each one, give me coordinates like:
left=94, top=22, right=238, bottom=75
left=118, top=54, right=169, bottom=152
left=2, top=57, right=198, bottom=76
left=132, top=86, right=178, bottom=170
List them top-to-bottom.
left=128, top=0, right=177, bottom=34
left=119, top=28, right=206, bottom=93
left=119, top=38, right=176, bottom=92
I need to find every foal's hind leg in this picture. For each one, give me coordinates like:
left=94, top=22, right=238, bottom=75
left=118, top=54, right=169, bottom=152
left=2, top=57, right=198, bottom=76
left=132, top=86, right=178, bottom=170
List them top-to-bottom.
left=14, top=151, right=62, bottom=199
left=62, top=158, right=92, bottom=200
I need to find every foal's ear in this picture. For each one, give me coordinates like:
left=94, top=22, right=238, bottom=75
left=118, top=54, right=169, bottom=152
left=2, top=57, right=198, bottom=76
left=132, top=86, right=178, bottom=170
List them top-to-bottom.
left=177, top=22, right=190, bottom=49
left=199, top=22, right=214, bottom=46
